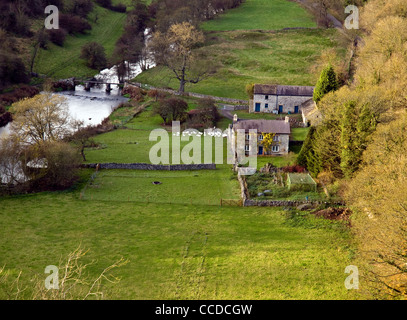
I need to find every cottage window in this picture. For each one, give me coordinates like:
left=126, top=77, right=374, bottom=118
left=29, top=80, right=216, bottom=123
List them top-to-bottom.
left=265, top=95, right=269, bottom=100
left=265, top=103, right=269, bottom=109
left=246, top=134, right=250, bottom=140
left=259, top=135, right=264, bottom=141
left=273, top=135, right=279, bottom=142
left=245, top=145, right=250, bottom=152
left=272, top=145, right=280, bottom=153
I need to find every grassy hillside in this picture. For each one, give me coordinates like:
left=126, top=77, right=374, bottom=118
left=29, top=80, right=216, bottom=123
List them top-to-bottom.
left=134, top=0, right=344, bottom=99
left=201, top=0, right=316, bottom=31
left=34, top=5, right=127, bottom=79
left=135, top=28, right=343, bottom=100
left=0, top=177, right=356, bottom=300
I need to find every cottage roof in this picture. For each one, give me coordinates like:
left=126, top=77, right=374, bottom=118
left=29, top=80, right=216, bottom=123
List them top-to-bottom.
left=254, top=84, right=314, bottom=97
left=233, top=119, right=291, bottom=134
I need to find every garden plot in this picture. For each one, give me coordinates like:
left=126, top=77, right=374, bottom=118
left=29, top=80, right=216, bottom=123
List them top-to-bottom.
left=246, top=171, right=327, bottom=201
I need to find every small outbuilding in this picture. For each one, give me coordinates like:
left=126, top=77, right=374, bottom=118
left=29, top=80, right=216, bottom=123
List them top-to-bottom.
left=287, top=173, right=317, bottom=192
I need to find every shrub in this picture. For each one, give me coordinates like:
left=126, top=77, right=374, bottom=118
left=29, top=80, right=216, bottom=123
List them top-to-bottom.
left=67, top=0, right=94, bottom=18
left=59, top=13, right=92, bottom=34
left=47, top=28, right=67, bottom=46
left=80, top=42, right=107, bottom=69
left=0, top=52, right=29, bottom=89
left=0, top=85, right=40, bottom=106
left=122, top=86, right=146, bottom=101
left=147, top=89, right=168, bottom=101
left=154, top=97, right=188, bottom=125
left=0, top=112, right=12, bottom=127
left=24, top=141, right=82, bottom=191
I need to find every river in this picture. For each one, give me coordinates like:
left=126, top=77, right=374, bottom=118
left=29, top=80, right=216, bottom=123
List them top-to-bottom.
left=0, top=58, right=156, bottom=183
left=0, top=60, right=152, bottom=136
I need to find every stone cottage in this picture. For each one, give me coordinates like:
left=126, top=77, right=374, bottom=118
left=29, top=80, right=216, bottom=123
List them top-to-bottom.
left=250, top=84, right=314, bottom=114
left=232, top=115, right=291, bottom=156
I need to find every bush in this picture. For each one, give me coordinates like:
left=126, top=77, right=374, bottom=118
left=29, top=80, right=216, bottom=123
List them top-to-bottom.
left=67, top=0, right=94, bottom=18
left=59, top=13, right=92, bottom=34
left=47, top=28, right=67, bottom=46
left=80, top=42, right=107, bottom=70
left=0, top=52, right=29, bottom=89
left=0, top=85, right=40, bottom=106
left=122, top=86, right=146, bottom=101
left=147, top=89, right=168, bottom=101
left=154, top=97, right=188, bottom=125
left=0, top=112, right=12, bottom=127
left=24, top=141, right=82, bottom=191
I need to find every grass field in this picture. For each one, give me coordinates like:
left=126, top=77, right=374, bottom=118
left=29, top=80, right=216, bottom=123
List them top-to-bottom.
left=134, top=0, right=343, bottom=100
left=201, top=0, right=316, bottom=31
left=34, top=5, right=127, bottom=79
left=135, top=28, right=343, bottom=100
left=0, top=99, right=358, bottom=300
left=82, top=168, right=240, bottom=206
left=0, top=173, right=357, bottom=300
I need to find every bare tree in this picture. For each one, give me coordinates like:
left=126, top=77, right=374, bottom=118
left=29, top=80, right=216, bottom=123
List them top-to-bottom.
left=150, top=22, right=214, bottom=93
left=0, top=135, right=27, bottom=187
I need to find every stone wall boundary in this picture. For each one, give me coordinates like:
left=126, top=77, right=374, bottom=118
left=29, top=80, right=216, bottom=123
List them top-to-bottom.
left=82, top=163, right=217, bottom=171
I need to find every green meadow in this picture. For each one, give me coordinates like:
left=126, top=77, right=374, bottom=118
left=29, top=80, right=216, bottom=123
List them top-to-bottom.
left=134, top=0, right=343, bottom=100
left=201, top=0, right=316, bottom=31
left=34, top=5, right=127, bottom=79
left=135, top=29, right=343, bottom=100
left=82, top=168, right=240, bottom=206
left=0, top=181, right=356, bottom=300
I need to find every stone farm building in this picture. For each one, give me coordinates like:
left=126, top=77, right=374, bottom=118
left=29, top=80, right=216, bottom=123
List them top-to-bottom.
left=250, top=84, right=314, bottom=114
left=232, top=115, right=291, bottom=156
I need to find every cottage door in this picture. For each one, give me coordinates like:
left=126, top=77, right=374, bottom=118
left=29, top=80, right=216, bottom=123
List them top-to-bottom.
left=255, top=103, right=261, bottom=112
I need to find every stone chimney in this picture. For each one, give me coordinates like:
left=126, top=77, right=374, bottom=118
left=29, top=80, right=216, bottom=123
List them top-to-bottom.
left=233, top=114, right=238, bottom=123
left=285, top=116, right=290, bottom=123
